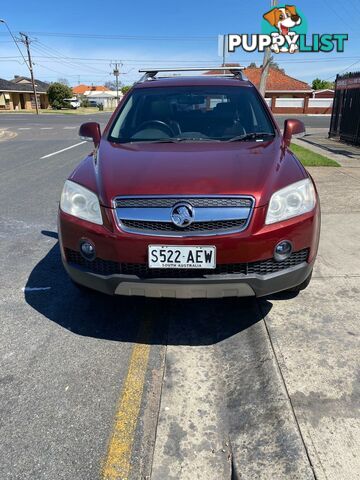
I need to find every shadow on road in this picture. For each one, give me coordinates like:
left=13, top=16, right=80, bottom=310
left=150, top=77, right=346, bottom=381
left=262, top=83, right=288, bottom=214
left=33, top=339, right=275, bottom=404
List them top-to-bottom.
left=25, top=233, right=273, bottom=346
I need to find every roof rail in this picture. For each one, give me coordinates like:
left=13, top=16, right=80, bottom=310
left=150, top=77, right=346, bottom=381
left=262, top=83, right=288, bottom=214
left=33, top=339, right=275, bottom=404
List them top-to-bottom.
left=138, top=66, right=246, bottom=82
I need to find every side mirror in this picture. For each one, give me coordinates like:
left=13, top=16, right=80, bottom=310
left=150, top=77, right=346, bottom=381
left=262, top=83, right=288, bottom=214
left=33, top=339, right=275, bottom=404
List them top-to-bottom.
left=283, top=119, right=305, bottom=148
left=79, top=122, right=101, bottom=147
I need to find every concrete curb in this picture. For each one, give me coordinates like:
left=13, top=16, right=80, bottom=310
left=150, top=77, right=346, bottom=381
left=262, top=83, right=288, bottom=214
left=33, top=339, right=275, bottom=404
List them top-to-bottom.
left=292, top=137, right=359, bottom=168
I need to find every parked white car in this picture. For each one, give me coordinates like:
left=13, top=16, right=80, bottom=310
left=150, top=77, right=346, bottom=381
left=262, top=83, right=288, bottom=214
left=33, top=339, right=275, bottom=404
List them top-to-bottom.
left=64, top=98, right=81, bottom=109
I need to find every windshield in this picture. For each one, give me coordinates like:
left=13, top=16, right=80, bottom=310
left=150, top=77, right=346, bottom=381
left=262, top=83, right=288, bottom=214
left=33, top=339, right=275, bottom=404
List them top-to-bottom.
left=108, top=85, right=275, bottom=143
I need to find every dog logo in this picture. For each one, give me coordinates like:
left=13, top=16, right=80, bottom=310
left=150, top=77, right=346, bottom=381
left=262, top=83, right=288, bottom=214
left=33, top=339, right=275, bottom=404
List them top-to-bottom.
left=263, top=5, right=302, bottom=53
left=226, top=6, right=348, bottom=55
left=171, top=202, right=195, bottom=228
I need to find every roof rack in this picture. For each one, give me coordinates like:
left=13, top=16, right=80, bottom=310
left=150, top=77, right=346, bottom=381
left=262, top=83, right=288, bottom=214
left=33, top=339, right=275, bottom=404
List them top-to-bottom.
left=138, top=66, right=246, bottom=82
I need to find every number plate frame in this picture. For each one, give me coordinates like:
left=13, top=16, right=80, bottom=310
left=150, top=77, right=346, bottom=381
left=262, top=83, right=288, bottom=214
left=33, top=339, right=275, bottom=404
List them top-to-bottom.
left=148, top=245, right=216, bottom=269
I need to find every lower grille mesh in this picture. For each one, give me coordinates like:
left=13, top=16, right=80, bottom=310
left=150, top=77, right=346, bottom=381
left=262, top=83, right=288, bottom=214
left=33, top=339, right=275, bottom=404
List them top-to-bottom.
left=66, top=248, right=309, bottom=279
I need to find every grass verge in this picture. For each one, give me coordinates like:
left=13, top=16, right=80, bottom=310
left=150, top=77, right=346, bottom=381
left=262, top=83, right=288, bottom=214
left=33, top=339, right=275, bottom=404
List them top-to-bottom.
left=290, top=143, right=340, bottom=167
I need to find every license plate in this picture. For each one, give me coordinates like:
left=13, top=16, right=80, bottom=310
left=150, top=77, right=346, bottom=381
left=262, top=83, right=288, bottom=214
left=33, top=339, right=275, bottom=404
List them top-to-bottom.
left=148, top=245, right=216, bottom=269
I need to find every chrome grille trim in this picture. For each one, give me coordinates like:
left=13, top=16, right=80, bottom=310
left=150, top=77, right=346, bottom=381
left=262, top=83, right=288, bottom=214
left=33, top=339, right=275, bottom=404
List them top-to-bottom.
left=112, top=195, right=255, bottom=237
left=116, top=207, right=251, bottom=223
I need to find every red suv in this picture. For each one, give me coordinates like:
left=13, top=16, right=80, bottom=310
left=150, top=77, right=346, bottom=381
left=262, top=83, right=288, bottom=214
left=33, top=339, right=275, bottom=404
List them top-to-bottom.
left=58, top=67, right=320, bottom=299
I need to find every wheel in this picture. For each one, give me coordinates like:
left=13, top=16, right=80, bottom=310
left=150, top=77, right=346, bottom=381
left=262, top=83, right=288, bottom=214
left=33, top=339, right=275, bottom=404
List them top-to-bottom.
left=285, top=270, right=312, bottom=293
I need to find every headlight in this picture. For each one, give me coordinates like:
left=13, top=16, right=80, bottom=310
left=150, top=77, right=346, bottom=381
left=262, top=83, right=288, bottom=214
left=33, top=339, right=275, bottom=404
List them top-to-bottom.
left=266, top=178, right=316, bottom=225
left=60, top=180, right=102, bottom=225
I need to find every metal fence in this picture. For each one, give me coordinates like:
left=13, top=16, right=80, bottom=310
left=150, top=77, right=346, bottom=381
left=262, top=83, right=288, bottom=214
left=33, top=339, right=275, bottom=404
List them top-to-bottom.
left=329, top=72, right=360, bottom=146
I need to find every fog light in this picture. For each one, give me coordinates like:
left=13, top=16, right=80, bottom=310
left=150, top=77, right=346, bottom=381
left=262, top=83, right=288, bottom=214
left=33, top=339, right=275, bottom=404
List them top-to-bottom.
left=79, top=240, right=96, bottom=260
left=274, top=240, right=292, bottom=262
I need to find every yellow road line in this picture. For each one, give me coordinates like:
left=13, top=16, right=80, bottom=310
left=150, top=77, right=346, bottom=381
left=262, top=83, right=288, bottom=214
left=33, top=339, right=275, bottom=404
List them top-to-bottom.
left=102, top=319, right=152, bottom=480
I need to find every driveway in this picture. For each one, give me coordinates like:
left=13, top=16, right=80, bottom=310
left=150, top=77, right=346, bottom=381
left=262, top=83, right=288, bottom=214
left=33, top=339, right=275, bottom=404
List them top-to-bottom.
left=0, top=114, right=359, bottom=479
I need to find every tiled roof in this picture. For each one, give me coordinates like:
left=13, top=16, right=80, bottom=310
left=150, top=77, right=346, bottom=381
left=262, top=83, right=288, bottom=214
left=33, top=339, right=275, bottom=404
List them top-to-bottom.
left=204, top=64, right=311, bottom=92
left=244, top=67, right=311, bottom=91
left=11, top=76, right=31, bottom=84
left=0, top=77, right=49, bottom=93
left=72, top=84, right=108, bottom=94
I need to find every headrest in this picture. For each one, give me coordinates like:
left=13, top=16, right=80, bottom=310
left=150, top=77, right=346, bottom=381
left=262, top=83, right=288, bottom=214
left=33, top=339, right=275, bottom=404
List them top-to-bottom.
left=150, top=100, right=172, bottom=118
left=214, top=102, right=236, bottom=115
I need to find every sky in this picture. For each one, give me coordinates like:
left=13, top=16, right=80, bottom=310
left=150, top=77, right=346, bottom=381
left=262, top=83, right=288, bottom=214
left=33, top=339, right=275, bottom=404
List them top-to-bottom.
left=0, top=0, right=359, bottom=87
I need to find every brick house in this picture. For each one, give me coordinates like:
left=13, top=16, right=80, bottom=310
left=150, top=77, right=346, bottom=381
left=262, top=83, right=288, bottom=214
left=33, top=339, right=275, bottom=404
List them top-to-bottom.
left=206, top=65, right=332, bottom=114
left=243, top=66, right=313, bottom=113
left=0, top=76, right=49, bottom=110
left=312, top=89, right=334, bottom=99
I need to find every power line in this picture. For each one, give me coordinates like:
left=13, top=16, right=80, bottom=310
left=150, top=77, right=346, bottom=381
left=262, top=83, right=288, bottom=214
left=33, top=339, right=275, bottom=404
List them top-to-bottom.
left=318, top=0, right=360, bottom=34
left=0, top=19, right=29, bottom=67
left=0, top=31, right=216, bottom=41
left=32, top=41, right=109, bottom=74
left=3, top=54, right=360, bottom=65
left=324, top=59, right=360, bottom=80
left=34, top=61, right=79, bottom=77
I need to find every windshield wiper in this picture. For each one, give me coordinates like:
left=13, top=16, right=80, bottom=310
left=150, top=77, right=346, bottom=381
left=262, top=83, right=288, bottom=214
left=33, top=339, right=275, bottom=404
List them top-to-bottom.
left=226, top=132, right=275, bottom=142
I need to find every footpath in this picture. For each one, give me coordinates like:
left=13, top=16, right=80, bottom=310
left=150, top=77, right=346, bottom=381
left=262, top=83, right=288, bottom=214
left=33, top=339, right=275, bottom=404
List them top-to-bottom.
left=292, top=127, right=360, bottom=167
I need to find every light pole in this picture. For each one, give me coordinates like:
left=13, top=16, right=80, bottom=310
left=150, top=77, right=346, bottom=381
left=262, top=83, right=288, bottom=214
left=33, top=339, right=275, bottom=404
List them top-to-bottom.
left=0, top=19, right=39, bottom=114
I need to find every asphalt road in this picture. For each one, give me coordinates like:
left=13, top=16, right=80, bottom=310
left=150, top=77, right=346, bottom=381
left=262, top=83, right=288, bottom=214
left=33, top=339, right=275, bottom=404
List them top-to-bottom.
left=0, top=112, right=358, bottom=480
left=274, top=114, right=330, bottom=129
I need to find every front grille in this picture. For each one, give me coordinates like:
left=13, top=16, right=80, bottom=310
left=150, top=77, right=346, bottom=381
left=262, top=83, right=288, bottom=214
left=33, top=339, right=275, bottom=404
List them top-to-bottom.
left=114, top=195, right=254, bottom=236
left=114, top=197, right=253, bottom=208
left=121, top=219, right=247, bottom=233
left=66, top=248, right=309, bottom=279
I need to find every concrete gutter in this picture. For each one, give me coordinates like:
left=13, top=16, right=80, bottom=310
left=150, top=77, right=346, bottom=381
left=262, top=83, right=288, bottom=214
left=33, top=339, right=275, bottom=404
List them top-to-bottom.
left=292, top=128, right=360, bottom=168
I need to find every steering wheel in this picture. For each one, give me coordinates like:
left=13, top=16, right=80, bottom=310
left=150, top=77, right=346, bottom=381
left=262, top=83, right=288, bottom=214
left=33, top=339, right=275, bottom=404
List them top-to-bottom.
left=136, top=120, right=174, bottom=136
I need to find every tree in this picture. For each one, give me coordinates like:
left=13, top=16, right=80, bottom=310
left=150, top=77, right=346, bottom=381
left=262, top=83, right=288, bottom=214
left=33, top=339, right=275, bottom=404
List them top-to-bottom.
left=260, top=56, right=285, bottom=77
left=268, top=59, right=285, bottom=74
left=57, top=77, right=69, bottom=86
left=312, top=78, right=335, bottom=90
left=104, top=81, right=117, bottom=91
left=48, top=82, right=73, bottom=109
left=121, top=85, right=132, bottom=95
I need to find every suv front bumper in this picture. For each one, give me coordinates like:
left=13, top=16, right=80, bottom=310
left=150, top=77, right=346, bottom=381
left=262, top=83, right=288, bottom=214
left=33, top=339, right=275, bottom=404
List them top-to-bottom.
left=64, top=259, right=313, bottom=299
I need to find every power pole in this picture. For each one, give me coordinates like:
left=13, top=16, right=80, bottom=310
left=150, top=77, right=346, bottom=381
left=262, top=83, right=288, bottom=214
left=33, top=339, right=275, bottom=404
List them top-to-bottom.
left=259, top=0, right=278, bottom=96
left=19, top=32, right=39, bottom=114
left=222, top=35, right=226, bottom=67
left=110, top=62, right=122, bottom=103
